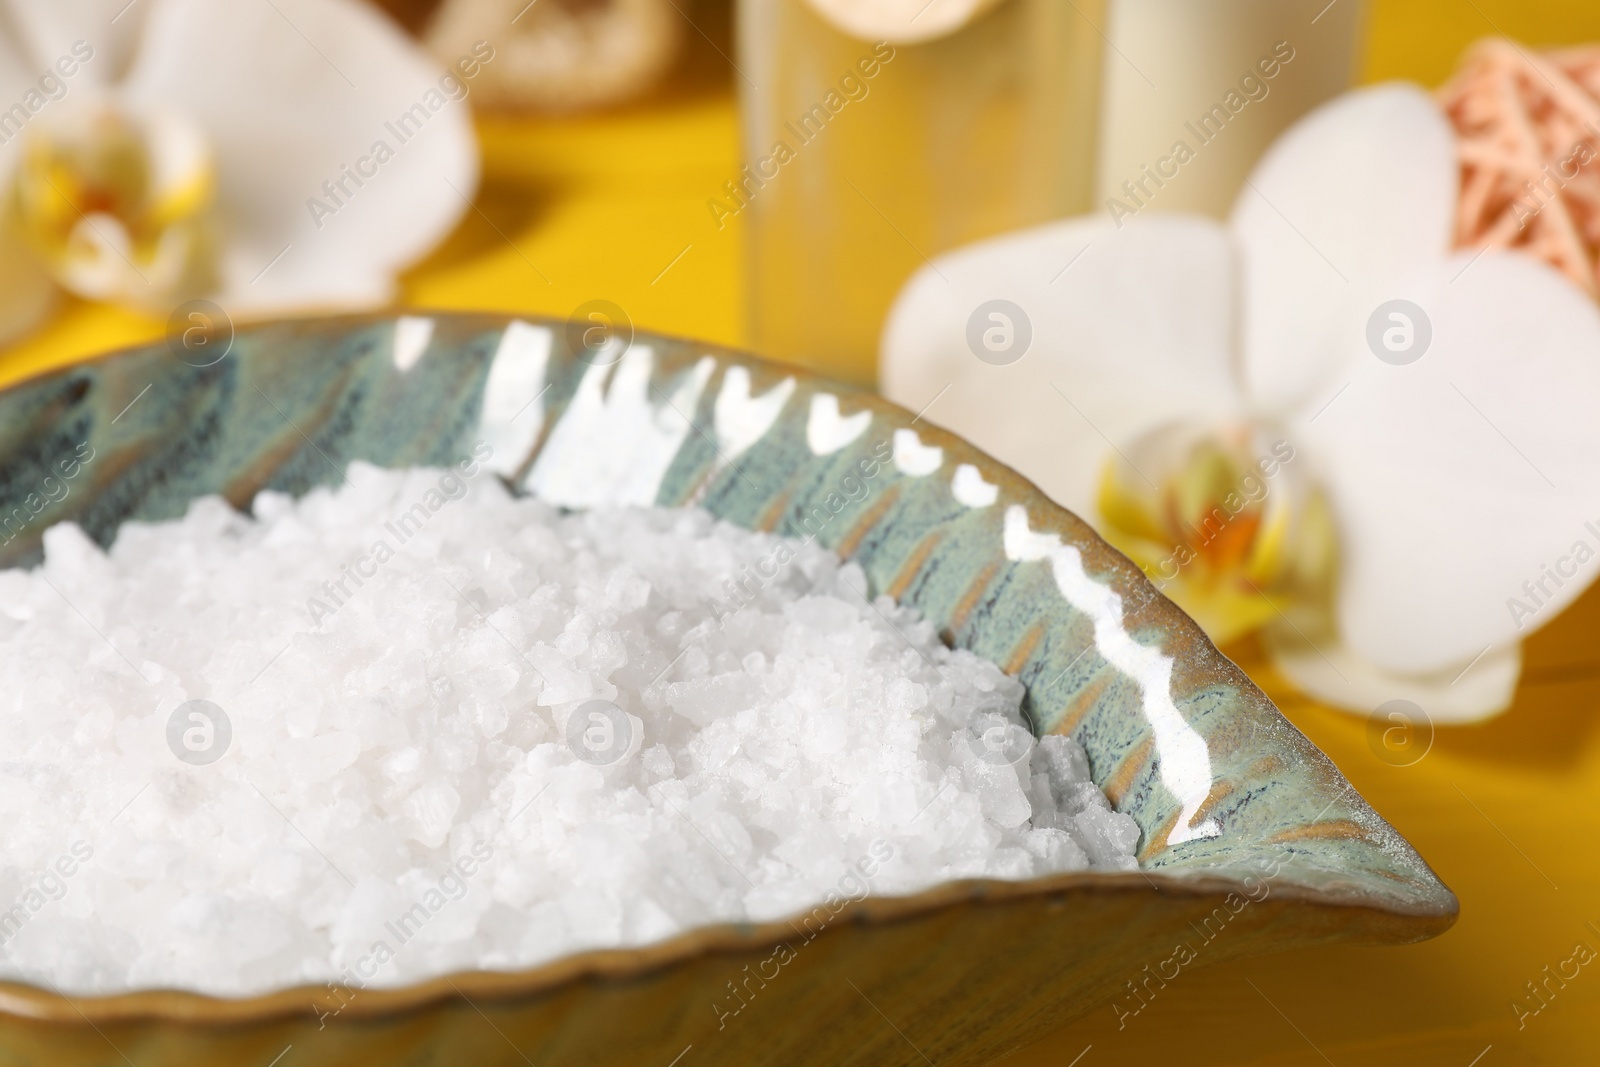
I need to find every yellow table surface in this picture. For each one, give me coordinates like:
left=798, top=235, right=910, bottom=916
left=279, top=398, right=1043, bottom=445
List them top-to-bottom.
left=3, top=2, right=1599, bottom=1063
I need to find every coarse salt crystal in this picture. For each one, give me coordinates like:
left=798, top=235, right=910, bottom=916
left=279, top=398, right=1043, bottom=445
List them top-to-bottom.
left=0, top=462, right=1139, bottom=996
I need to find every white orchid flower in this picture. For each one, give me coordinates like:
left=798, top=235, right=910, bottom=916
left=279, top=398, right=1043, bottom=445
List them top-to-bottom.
left=0, top=0, right=477, bottom=343
left=883, top=84, right=1600, bottom=723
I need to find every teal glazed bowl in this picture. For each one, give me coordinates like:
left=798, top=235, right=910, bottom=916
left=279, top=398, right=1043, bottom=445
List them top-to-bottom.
left=0, top=313, right=1455, bottom=1066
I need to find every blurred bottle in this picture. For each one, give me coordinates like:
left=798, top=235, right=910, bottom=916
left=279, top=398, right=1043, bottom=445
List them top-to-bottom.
left=735, top=0, right=1106, bottom=385
left=736, top=0, right=1362, bottom=387
left=1096, top=0, right=1365, bottom=218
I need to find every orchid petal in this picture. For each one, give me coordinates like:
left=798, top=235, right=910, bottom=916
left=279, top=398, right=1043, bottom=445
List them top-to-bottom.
left=119, top=0, right=477, bottom=312
left=0, top=1, right=150, bottom=86
left=0, top=19, right=47, bottom=179
left=1230, top=84, right=1457, bottom=413
left=880, top=215, right=1240, bottom=520
left=1292, top=249, right=1600, bottom=674
left=1264, top=625, right=1520, bottom=724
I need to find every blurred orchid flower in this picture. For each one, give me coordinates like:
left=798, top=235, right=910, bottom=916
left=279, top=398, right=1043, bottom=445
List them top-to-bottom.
left=0, top=0, right=477, bottom=343
left=883, top=85, right=1600, bottom=722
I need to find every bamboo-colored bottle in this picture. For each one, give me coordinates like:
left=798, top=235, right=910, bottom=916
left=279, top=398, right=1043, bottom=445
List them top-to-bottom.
left=734, top=0, right=1106, bottom=385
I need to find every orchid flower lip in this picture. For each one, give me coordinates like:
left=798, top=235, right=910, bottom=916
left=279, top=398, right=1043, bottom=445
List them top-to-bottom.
left=6, top=98, right=219, bottom=305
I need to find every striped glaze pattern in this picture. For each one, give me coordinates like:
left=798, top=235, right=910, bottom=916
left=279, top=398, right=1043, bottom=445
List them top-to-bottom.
left=0, top=313, right=1454, bottom=1055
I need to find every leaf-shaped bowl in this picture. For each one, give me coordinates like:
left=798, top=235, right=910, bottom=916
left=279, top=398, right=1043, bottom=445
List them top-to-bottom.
left=0, top=313, right=1455, bottom=1066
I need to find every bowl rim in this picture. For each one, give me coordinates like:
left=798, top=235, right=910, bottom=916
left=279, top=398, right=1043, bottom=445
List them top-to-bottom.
left=0, top=867, right=1453, bottom=1025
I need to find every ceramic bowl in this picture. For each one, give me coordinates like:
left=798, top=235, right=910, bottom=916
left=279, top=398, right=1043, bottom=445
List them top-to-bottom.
left=0, top=312, right=1456, bottom=1066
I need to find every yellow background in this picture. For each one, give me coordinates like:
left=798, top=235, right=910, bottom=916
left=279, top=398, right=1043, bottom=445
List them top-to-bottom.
left=3, top=2, right=1599, bottom=1063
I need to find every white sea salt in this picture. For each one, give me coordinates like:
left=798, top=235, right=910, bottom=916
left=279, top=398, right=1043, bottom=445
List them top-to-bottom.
left=0, top=461, right=1139, bottom=996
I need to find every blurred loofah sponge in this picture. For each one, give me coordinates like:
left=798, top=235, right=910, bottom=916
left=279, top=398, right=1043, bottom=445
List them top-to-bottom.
left=376, top=0, right=684, bottom=113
